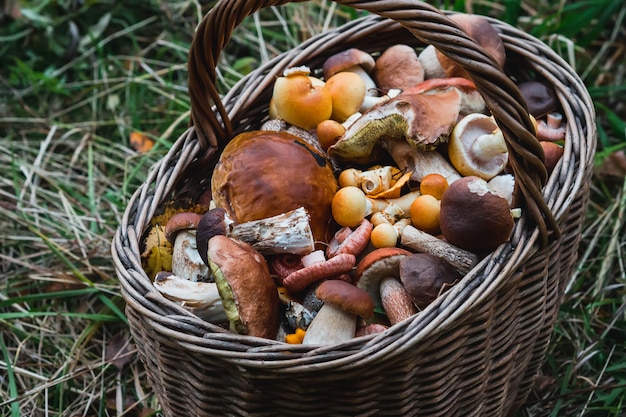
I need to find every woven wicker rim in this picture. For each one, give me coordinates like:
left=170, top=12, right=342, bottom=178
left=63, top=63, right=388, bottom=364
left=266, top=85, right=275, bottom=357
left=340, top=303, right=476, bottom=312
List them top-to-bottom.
left=112, top=2, right=596, bottom=372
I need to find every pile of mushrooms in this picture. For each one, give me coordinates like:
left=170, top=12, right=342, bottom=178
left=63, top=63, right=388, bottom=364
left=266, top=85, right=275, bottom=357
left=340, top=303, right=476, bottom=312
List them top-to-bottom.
left=143, top=13, right=567, bottom=345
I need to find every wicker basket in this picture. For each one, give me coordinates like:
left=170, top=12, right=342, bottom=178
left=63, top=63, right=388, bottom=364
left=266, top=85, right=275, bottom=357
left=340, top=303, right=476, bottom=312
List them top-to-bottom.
left=111, top=1, right=596, bottom=416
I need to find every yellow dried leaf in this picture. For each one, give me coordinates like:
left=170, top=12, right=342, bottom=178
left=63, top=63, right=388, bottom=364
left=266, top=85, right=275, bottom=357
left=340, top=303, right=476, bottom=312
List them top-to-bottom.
left=144, top=245, right=173, bottom=281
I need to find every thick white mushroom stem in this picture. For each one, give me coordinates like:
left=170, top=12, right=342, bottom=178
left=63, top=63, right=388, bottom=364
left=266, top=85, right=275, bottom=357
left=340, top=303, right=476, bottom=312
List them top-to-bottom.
left=472, top=130, right=507, bottom=161
left=381, top=137, right=461, bottom=184
left=230, top=207, right=315, bottom=255
left=399, top=225, right=478, bottom=274
left=172, top=230, right=209, bottom=282
left=153, top=273, right=227, bottom=324
left=301, top=303, right=357, bottom=345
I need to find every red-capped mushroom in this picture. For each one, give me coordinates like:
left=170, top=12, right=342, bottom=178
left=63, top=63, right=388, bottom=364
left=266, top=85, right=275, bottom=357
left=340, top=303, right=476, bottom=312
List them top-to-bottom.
left=353, top=247, right=412, bottom=308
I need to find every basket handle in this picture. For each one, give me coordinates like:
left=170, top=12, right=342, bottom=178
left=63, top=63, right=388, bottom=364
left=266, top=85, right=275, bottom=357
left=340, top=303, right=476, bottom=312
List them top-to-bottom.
left=187, top=0, right=559, bottom=247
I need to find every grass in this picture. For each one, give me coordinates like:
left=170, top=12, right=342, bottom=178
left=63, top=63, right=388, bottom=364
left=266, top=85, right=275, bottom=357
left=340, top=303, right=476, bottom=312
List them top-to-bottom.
left=1, top=0, right=625, bottom=416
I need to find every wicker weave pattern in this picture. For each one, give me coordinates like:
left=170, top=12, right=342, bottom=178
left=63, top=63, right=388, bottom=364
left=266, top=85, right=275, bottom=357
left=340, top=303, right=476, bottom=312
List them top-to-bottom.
left=111, top=1, right=596, bottom=416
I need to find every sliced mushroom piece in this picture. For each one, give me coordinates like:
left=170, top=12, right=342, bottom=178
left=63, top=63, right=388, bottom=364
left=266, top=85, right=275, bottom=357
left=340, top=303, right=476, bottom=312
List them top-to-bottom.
left=196, top=207, right=315, bottom=266
left=153, top=272, right=227, bottom=324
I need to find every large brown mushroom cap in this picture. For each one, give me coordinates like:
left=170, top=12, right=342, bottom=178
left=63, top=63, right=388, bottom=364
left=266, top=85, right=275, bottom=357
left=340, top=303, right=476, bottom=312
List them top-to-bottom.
left=436, top=14, right=506, bottom=78
left=211, top=130, right=338, bottom=244
left=439, top=176, right=514, bottom=252
left=207, top=235, right=279, bottom=339
left=399, top=253, right=461, bottom=310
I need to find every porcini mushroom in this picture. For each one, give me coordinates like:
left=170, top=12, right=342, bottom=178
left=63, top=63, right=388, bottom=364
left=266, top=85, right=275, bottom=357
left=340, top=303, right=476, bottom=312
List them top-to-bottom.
left=435, top=14, right=506, bottom=78
left=373, top=44, right=424, bottom=91
left=518, top=81, right=558, bottom=118
left=448, top=113, right=509, bottom=180
left=211, top=130, right=338, bottom=245
left=439, top=176, right=515, bottom=253
left=164, top=212, right=209, bottom=282
left=207, top=236, right=279, bottom=339
left=353, top=247, right=412, bottom=308
left=399, top=253, right=461, bottom=310
left=379, top=276, right=417, bottom=324
left=302, top=279, right=375, bottom=345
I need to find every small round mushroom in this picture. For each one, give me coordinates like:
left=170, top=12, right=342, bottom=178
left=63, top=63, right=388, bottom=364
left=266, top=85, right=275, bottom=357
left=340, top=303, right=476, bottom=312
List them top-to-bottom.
left=373, top=44, right=424, bottom=91
left=322, top=48, right=377, bottom=97
left=271, top=71, right=332, bottom=130
left=325, top=71, right=367, bottom=122
left=518, top=81, right=558, bottom=118
left=448, top=113, right=509, bottom=181
left=316, top=119, right=345, bottom=151
left=419, top=173, right=449, bottom=200
left=439, top=176, right=515, bottom=253
left=331, top=186, right=368, bottom=228
left=409, top=194, right=441, bottom=235
left=370, top=223, right=399, bottom=248
left=207, top=236, right=279, bottom=339
left=353, top=247, right=412, bottom=308
left=399, top=253, right=461, bottom=310
left=302, top=279, right=375, bottom=345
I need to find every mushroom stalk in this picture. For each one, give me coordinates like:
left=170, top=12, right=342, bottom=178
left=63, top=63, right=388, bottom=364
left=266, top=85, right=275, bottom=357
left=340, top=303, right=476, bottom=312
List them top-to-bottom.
left=472, top=130, right=507, bottom=160
left=382, top=137, right=461, bottom=184
left=366, top=190, right=421, bottom=218
left=231, top=207, right=315, bottom=255
left=399, top=225, right=478, bottom=274
left=172, top=230, right=210, bottom=282
left=301, top=303, right=357, bottom=345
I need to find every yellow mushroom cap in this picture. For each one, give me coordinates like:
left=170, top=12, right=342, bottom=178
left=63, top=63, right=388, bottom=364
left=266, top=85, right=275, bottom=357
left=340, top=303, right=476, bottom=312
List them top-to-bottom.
left=272, top=74, right=332, bottom=130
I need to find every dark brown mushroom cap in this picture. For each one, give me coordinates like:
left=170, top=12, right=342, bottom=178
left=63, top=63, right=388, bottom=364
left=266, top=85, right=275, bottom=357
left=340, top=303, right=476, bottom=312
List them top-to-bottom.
left=322, top=48, right=375, bottom=80
left=518, top=81, right=558, bottom=118
left=211, top=130, right=338, bottom=244
left=439, top=176, right=515, bottom=253
left=196, top=208, right=232, bottom=266
left=207, top=235, right=279, bottom=339
left=353, top=247, right=412, bottom=307
left=399, top=253, right=461, bottom=310
left=316, top=280, right=375, bottom=320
